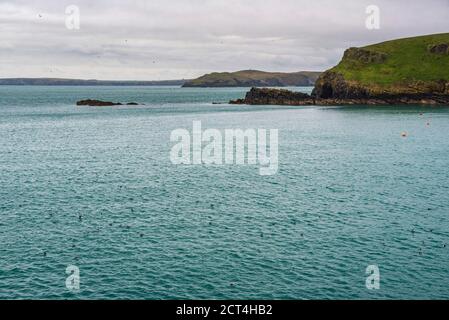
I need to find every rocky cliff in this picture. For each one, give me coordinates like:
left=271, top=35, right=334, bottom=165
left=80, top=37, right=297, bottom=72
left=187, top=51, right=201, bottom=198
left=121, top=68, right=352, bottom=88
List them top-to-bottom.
left=231, top=33, right=449, bottom=105
left=230, top=88, right=315, bottom=105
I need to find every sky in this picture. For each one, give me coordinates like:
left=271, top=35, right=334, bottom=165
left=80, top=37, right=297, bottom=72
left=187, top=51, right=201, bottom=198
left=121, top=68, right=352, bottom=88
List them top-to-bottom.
left=0, top=0, right=448, bottom=80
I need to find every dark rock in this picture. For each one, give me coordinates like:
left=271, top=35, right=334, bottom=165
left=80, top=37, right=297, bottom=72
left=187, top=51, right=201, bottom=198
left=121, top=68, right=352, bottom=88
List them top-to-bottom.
left=428, top=43, right=449, bottom=55
left=343, top=47, right=388, bottom=64
left=310, top=71, right=449, bottom=104
left=312, top=71, right=369, bottom=99
left=231, top=86, right=449, bottom=106
left=230, top=87, right=315, bottom=105
left=315, top=94, right=449, bottom=105
left=229, top=98, right=246, bottom=105
left=76, top=99, right=122, bottom=106
left=76, top=100, right=141, bottom=106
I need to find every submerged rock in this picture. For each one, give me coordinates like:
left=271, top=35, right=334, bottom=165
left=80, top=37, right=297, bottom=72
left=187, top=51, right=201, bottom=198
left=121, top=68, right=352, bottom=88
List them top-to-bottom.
left=76, top=99, right=141, bottom=106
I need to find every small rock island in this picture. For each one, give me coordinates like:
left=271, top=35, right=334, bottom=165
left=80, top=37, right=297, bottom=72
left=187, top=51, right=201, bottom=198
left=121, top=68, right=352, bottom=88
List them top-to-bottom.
left=231, top=33, right=449, bottom=106
left=76, top=99, right=141, bottom=106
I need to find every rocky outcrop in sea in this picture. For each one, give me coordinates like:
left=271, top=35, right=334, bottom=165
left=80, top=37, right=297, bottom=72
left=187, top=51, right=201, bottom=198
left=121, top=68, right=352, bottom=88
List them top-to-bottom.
left=230, top=86, right=449, bottom=106
left=230, top=88, right=315, bottom=106
left=76, top=99, right=141, bottom=106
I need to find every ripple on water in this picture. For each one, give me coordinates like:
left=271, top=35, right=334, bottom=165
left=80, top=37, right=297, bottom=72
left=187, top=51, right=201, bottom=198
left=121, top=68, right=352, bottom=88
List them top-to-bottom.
left=1, top=87, right=449, bottom=299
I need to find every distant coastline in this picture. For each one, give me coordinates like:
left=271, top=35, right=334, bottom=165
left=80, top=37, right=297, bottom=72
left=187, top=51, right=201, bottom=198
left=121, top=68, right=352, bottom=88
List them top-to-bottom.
left=0, top=71, right=322, bottom=87
left=0, top=78, right=188, bottom=86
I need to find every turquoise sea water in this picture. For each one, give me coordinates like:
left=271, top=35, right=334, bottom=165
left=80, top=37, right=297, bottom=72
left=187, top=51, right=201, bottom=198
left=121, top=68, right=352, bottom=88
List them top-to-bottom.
left=1, top=86, right=449, bottom=299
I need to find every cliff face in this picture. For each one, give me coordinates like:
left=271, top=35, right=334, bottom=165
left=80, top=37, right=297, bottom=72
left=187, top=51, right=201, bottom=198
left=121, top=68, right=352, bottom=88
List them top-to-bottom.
left=231, top=33, right=449, bottom=106
left=313, top=33, right=449, bottom=99
left=183, top=70, right=321, bottom=87
left=312, top=71, right=368, bottom=99
left=230, top=86, right=449, bottom=106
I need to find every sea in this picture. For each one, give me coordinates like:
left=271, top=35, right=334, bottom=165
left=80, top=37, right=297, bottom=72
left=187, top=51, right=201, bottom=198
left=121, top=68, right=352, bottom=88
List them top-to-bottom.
left=1, top=85, right=449, bottom=299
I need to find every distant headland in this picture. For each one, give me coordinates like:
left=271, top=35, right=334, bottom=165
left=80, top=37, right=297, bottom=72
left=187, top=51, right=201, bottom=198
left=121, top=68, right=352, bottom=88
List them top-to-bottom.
left=231, top=33, right=449, bottom=105
left=182, top=70, right=321, bottom=87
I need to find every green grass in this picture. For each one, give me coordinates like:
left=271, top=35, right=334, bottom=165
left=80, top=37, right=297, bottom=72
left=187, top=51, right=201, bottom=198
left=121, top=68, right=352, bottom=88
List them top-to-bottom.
left=332, top=33, right=449, bottom=88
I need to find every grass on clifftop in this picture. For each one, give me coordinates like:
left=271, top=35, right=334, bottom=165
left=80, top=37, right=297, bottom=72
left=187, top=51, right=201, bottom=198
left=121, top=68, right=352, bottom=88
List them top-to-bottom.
left=331, top=33, right=449, bottom=87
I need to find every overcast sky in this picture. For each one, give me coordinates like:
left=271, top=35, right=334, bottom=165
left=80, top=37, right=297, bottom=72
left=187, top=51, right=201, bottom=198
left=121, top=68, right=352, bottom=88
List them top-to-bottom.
left=0, top=0, right=448, bottom=80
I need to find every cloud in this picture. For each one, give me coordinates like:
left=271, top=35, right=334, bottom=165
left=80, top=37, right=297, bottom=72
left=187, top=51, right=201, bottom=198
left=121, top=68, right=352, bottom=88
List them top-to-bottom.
left=0, top=0, right=448, bottom=79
